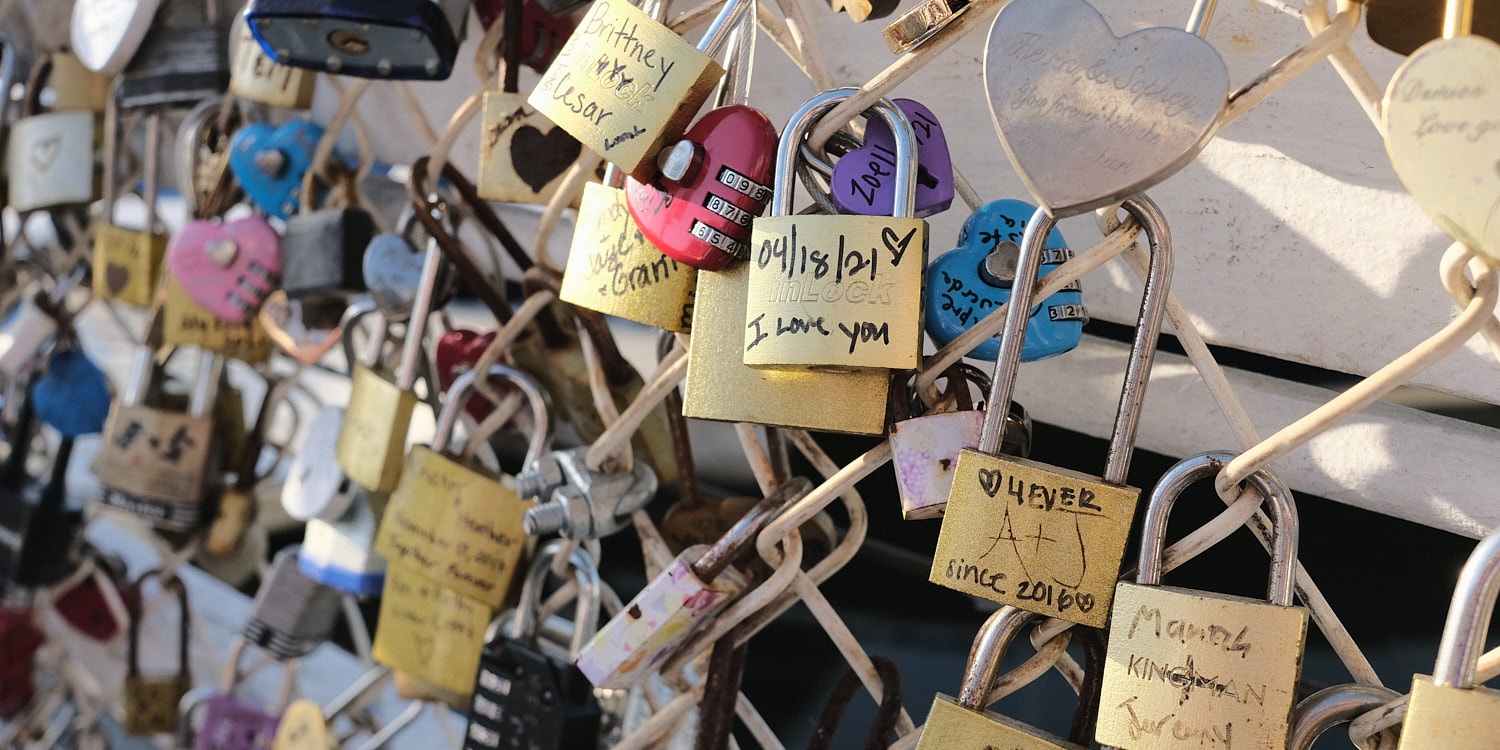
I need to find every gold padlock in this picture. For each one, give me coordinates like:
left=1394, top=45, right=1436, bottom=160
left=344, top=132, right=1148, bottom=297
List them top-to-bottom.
left=528, top=0, right=724, bottom=179
left=228, top=10, right=315, bottom=109
left=48, top=50, right=110, bottom=112
left=745, top=90, right=927, bottom=371
left=94, top=94, right=167, bottom=308
left=559, top=178, right=696, bottom=332
left=929, top=196, right=1172, bottom=628
left=162, top=272, right=274, bottom=364
left=376, top=365, right=548, bottom=608
left=1096, top=451, right=1309, bottom=750
left=1398, top=530, right=1500, bottom=748
left=372, top=561, right=493, bottom=699
left=123, top=570, right=192, bottom=735
left=916, top=606, right=1105, bottom=750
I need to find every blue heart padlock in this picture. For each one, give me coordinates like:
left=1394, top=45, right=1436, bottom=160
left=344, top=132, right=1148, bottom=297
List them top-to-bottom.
left=228, top=121, right=326, bottom=220
left=925, top=199, right=1086, bottom=362
left=32, top=349, right=112, bottom=438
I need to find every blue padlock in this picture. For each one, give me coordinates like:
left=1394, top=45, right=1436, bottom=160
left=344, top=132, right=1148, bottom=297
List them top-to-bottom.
left=247, top=0, right=469, bottom=81
left=227, top=120, right=325, bottom=221
left=925, top=199, right=1085, bottom=362
left=31, top=348, right=112, bottom=438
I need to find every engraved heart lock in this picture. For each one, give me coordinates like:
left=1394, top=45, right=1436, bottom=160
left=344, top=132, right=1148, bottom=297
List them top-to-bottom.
left=983, top=0, right=1228, bottom=216
left=1382, top=11, right=1500, bottom=264
left=830, top=98, right=954, bottom=218
left=625, top=105, right=779, bottom=270
left=227, top=121, right=325, bottom=220
left=925, top=199, right=1084, bottom=362
left=167, top=216, right=283, bottom=323
left=435, top=329, right=501, bottom=422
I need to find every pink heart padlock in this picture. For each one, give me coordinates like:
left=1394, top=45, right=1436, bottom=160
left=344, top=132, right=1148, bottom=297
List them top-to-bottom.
left=167, top=217, right=283, bottom=324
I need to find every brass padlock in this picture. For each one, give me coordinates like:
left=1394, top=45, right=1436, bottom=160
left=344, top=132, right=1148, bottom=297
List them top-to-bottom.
left=528, top=0, right=725, bottom=179
left=228, top=9, right=314, bottom=109
left=48, top=50, right=110, bottom=112
left=8, top=55, right=100, bottom=212
left=744, top=89, right=927, bottom=371
left=94, top=95, right=167, bottom=308
left=929, top=196, right=1172, bottom=627
left=161, top=271, right=275, bottom=364
left=375, top=365, right=550, bottom=608
left=1096, top=451, right=1309, bottom=750
left=1398, top=530, right=1500, bottom=748
left=373, top=561, right=494, bottom=701
left=123, top=570, right=193, bottom=735
left=916, top=606, right=1105, bottom=750
left=1289, top=684, right=1400, bottom=750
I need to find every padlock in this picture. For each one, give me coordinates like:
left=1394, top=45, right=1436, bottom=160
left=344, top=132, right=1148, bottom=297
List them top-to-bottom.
left=71, top=0, right=160, bottom=74
left=116, top=0, right=230, bottom=109
left=247, top=0, right=470, bottom=80
left=475, top=0, right=577, bottom=72
left=478, top=0, right=584, bottom=205
left=528, top=0, right=726, bottom=179
left=883, top=0, right=969, bottom=53
left=229, top=8, right=315, bottom=109
left=48, top=50, right=112, bottom=112
left=8, top=56, right=99, bottom=212
left=744, top=90, right=927, bottom=371
left=177, top=94, right=246, bottom=217
left=93, top=95, right=168, bottom=309
left=828, top=98, right=953, bottom=218
left=227, top=120, right=325, bottom=221
left=283, top=166, right=377, bottom=301
left=928, top=196, right=1170, bottom=627
left=925, top=199, right=1085, bottom=362
left=364, top=209, right=451, bottom=320
left=166, top=215, right=283, bottom=324
left=336, top=238, right=443, bottom=493
left=161, top=269, right=277, bottom=364
left=0, top=276, right=78, bottom=380
left=435, top=329, right=501, bottom=422
left=93, top=346, right=221, bottom=531
left=32, top=347, right=112, bottom=438
left=888, top=364, right=1031, bottom=520
left=376, top=365, right=549, bottom=607
left=206, top=375, right=296, bottom=558
left=284, top=405, right=358, bottom=523
left=518, top=445, right=658, bottom=541
left=1096, top=450, right=1310, bottom=750
left=576, top=477, right=808, bottom=688
left=299, top=488, right=387, bottom=598
left=1398, top=529, right=1500, bottom=748
left=464, top=541, right=603, bottom=750
left=242, top=546, right=343, bottom=660
left=374, top=560, right=495, bottom=701
left=124, top=570, right=193, bottom=735
left=915, top=606, right=1104, bottom=750
left=0, top=607, right=44, bottom=718
left=194, top=637, right=300, bottom=750
left=1289, top=684, right=1400, bottom=750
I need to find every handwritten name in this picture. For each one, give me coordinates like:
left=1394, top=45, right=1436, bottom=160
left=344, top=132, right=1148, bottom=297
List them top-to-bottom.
left=1126, top=605, right=1255, bottom=655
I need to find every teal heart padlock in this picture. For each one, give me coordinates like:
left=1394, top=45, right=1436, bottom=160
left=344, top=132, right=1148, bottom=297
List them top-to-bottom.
left=227, top=121, right=325, bottom=220
left=924, top=199, right=1085, bottom=362
left=32, top=347, right=113, bottom=438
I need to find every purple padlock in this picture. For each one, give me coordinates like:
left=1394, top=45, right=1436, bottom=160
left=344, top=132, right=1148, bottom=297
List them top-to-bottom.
left=831, top=99, right=953, bottom=218
left=192, top=695, right=280, bottom=750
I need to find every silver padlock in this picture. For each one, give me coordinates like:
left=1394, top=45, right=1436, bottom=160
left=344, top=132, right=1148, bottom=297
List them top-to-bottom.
left=117, top=0, right=230, bottom=108
left=519, top=449, right=659, bottom=540
left=300, top=487, right=387, bottom=598
left=242, top=545, right=343, bottom=660
left=1288, top=684, right=1400, bottom=750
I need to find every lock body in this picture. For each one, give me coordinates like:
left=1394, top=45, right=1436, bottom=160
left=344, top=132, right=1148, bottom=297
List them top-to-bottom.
left=248, top=0, right=469, bottom=80
left=117, top=18, right=229, bottom=108
left=478, top=91, right=582, bottom=205
left=830, top=99, right=953, bottom=218
left=8, top=112, right=98, bottom=212
left=227, top=121, right=324, bottom=220
left=559, top=183, right=697, bottom=333
left=281, top=208, right=375, bottom=300
left=744, top=215, right=928, bottom=370
left=167, top=217, right=284, bottom=324
left=94, top=224, right=168, bottom=308
left=162, top=273, right=275, bottom=363
left=337, top=365, right=418, bottom=493
left=94, top=405, right=217, bottom=531
left=891, top=409, right=983, bottom=520
left=299, top=492, right=387, bottom=597
left=243, top=548, right=342, bottom=659
left=373, top=563, right=491, bottom=699
left=1096, top=583, right=1309, bottom=750
left=465, top=639, right=602, bottom=750
left=125, top=674, right=194, bottom=734
left=1399, top=676, right=1500, bottom=746
left=194, top=695, right=282, bottom=750
left=918, top=695, right=1086, bottom=750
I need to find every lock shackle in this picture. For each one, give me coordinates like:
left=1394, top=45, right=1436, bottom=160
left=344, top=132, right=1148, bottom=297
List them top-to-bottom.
left=699, top=0, right=750, bottom=58
left=713, top=0, right=755, bottom=107
left=1444, top=0, right=1475, bottom=37
left=20, top=54, right=52, bottom=118
left=772, top=89, right=919, bottom=219
left=977, top=195, right=1173, bottom=482
left=394, top=237, right=445, bottom=392
left=338, top=297, right=382, bottom=371
left=189, top=351, right=222, bottom=419
left=431, top=364, right=552, bottom=465
left=1137, top=450, right=1299, bottom=606
left=691, top=476, right=811, bottom=582
left=1432, top=530, right=1500, bottom=688
left=510, top=540, right=601, bottom=657
left=127, top=569, right=190, bottom=680
left=219, top=634, right=302, bottom=709
left=1287, top=684, right=1400, bottom=750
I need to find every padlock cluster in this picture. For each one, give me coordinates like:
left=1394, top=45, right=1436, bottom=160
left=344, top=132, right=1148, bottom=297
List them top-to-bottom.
left=0, top=0, right=1493, bottom=748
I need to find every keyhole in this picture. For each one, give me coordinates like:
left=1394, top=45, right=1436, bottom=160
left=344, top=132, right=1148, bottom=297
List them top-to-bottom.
left=328, top=29, right=371, bottom=56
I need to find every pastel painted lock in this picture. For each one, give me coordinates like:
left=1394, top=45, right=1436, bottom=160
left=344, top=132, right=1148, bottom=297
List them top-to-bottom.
left=831, top=99, right=953, bottom=218
left=228, top=121, right=325, bottom=220
left=925, top=199, right=1084, bottom=362
left=167, top=217, right=283, bottom=324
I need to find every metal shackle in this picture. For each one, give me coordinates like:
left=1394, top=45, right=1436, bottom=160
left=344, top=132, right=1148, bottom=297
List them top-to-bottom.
left=771, top=90, right=919, bottom=219
left=978, top=195, right=1173, bottom=475
left=339, top=297, right=382, bottom=371
left=431, top=365, right=552, bottom=465
left=1136, top=450, right=1299, bottom=606
left=1433, top=530, right=1500, bottom=688
left=509, top=540, right=602, bottom=659
left=957, top=606, right=1041, bottom=711
left=1288, top=684, right=1401, bottom=750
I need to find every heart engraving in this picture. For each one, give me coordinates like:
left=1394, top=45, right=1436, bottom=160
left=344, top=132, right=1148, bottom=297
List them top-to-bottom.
left=983, top=0, right=1228, bottom=217
left=1382, top=36, right=1500, bottom=264
left=511, top=123, right=582, bottom=194
left=29, top=134, right=62, bottom=172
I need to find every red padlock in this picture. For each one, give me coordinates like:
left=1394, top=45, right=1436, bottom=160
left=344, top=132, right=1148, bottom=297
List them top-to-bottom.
left=475, top=0, right=577, bottom=73
left=625, top=106, right=778, bottom=271
left=435, top=329, right=503, bottom=422
left=54, top=570, right=139, bottom=642
left=0, top=608, right=44, bottom=718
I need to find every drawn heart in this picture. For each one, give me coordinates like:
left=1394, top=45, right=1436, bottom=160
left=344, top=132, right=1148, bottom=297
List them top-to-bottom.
left=983, top=0, right=1228, bottom=217
left=1382, top=36, right=1500, bottom=264
left=831, top=98, right=954, bottom=218
left=626, top=105, right=778, bottom=271
left=227, top=120, right=325, bottom=220
left=510, top=122, right=582, bottom=194
left=28, top=134, right=62, bottom=173
left=167, top=216, right=283, bottom=324
left=105, top=264, right=130, bottom=296
left=259, top=292, right=344, bottom=367
left=436, top=329, right=501, bottom=421
left=977, top=467, right=1003, bottom=498
left=412, top=633, right=437, bottom=664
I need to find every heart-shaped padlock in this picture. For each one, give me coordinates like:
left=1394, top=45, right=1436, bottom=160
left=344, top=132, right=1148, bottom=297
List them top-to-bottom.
left=71, top=0, right=160, bottom=74
left=983, top=0, right=1228, bottom=216
left=830, top=98, right=954, bottom=218
left=625, top=105, right=778, bottom=271
left=227, top=121, right=325, bottom=220
left=925, top=199, right=1084, bottom=362
left=167, top=217, right=284, bottom=324
left=363, top=233, right=428, bottom=319
left=435, top=329, right=500, bottom=422
left=32, top=349, right=112, bottom=438
left=282, top=406, right=356, bottom=522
